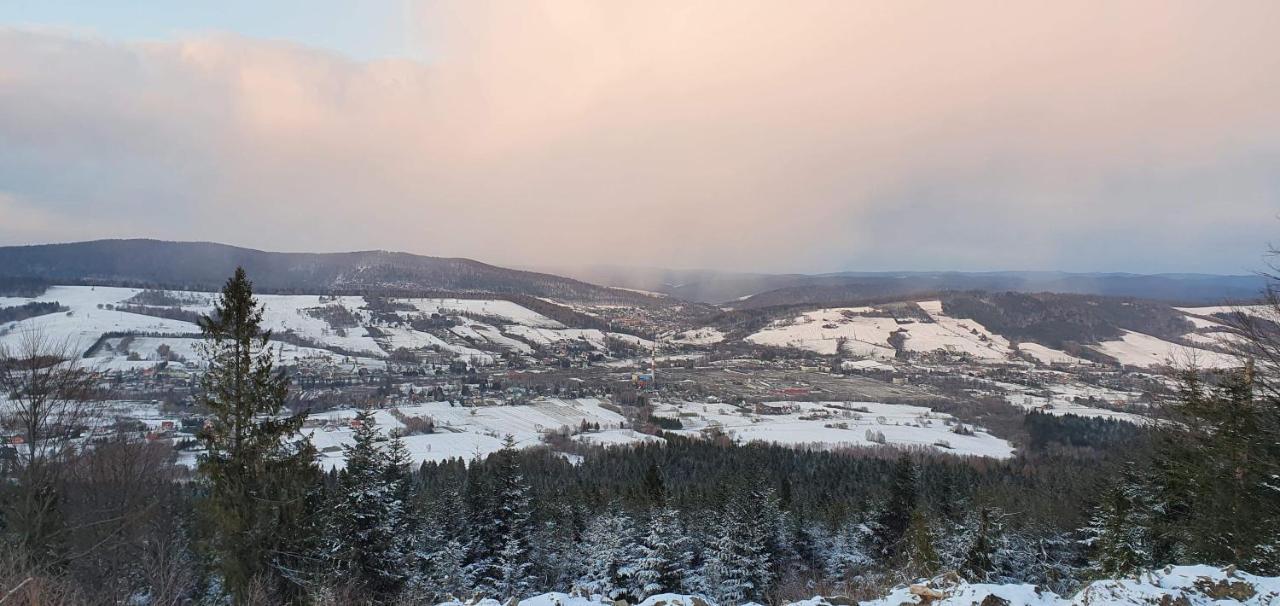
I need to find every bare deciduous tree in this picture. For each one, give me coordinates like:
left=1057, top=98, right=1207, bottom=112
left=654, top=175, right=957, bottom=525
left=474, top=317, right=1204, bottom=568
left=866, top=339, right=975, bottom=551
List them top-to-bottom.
left=0, top=328, right=102, bottom=568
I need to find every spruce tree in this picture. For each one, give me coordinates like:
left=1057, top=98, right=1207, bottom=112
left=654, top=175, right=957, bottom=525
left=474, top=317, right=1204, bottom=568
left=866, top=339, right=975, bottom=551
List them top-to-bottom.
left=195, top=267, right=317, bottom=600
left=1149, top=366, right=1280, bottom=572
left=324, top=411, right=412, bottom=600
left=466, top=436, right=535, bottom=598
left=877, top=454, right=920, bottom=557
left=1084, top=467, right=1155, bottom=578
left=413, top=483, right=470, bottom=601
left=703, top=488, right=772, bottom=605
left=899, top=506, right=940, bottom=580
left=577, top=507, right=637, bottom=600
left=629, top=507, right=695, bottom=599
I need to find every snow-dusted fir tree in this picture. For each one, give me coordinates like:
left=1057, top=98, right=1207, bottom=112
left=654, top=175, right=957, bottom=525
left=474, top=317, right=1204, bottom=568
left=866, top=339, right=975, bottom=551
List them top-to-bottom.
left=324, top=410, right=413, bottom=600
left=466, top=436, right=535, bottom=598
left=1082, top=468, right=1154, bottom=578
left=411, top=483, right=471, bottom=602
left=702, top=491, right=772, bottom=606
left=530, top=505, right=580, bottom=592
left=628, top=506, right=695, bottom=599
left=899, top=506, right=941, bottom=581
left=577, top=507, right=638, bottom=600
left=821, top=520, right=875, bottom=585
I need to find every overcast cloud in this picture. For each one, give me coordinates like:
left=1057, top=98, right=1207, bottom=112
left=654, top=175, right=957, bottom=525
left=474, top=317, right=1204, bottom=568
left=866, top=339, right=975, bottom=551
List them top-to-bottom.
left=1, top=1, right=1278, bottom=273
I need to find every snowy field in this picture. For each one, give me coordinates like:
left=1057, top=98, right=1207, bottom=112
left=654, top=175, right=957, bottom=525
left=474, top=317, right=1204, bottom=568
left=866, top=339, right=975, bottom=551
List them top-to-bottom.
left=0, top=286, right=652, bottom=367
left=0, top=286, right=200, bottom=356
left=396, top=298, right=564, bottom=328
left=743, top=300, right=1242, bottom=371
left=745, top=302, right=1031, bottom=363
left=670, top=327, right=726, bottom=345
left=1090, top=330, right=1239, bottom=370
left=998, top=379, right=1153, bottom=424
left=301, top=398, right=636, bottom=468
left=653, top=400, right=1014, bottom=459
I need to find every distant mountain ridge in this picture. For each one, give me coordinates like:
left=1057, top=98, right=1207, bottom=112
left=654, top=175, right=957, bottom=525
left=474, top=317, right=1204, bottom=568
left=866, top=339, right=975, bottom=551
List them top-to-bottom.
left=0, top=239, right=650, bottom=304
left=546, top=264, right=1267, bottom=306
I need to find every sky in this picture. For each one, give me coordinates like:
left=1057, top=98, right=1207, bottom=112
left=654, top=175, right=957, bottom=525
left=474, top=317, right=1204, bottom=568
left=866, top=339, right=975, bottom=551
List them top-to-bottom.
left=0, top=1, right=1278, bottom=275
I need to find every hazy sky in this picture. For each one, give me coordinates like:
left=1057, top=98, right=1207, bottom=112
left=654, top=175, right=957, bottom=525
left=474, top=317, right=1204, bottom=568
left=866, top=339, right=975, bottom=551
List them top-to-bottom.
left=1, top=1, right=1278, bottom=274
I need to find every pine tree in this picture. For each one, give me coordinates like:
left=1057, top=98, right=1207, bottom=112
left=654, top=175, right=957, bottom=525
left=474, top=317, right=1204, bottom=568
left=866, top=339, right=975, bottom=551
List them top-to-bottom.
left=195, top=267, right=317, bottom=600
left=1149, top=366, right=1280, bottom=572
left=324, top=410, right=413, bottom=600
left=466, top=436, right=535, bottom=598
left=876, top=455, right=919, bottom=557
left=1083, top=469, right=1154, bottom=578
left=413, top=483, right=471, bottom=602
left=702, top=488, right=772, bottom=606
left=627, top=506, right=694, bottom=599
left=899, top=506, right=940, bottom=580
left=952, top=506, right=1004, bottom=582
left=577, top=507, right=638, bottom=600
left=821, top=521, right=874, bottom=585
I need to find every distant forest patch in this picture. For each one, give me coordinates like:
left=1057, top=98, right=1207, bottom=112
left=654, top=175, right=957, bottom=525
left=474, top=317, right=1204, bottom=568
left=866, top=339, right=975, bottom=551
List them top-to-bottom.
left=0, top=276, right=50, bottom=297
left=942, top=291, right=1193, bottom=349
left=0, top=301, right=67, bottom=325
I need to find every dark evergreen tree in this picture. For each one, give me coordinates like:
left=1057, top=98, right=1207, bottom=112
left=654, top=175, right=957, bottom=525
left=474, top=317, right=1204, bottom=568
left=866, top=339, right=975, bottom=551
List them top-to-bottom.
left=195, top=267, right=317, bottom=600
left=1148, top=366, right=1280, bottom=573
left=324, top=411, right=413, bottom=600
left=466, top=436, right=535, bottom=598
left=876, top=454, right=920, bottom=557
left=1082, top=467, right=1153, bottom=578
left=576, top=506, right=637, bottom=600
left=628, top=506, right=695, bottom=599
left=899, top=506, right=940, bottom=580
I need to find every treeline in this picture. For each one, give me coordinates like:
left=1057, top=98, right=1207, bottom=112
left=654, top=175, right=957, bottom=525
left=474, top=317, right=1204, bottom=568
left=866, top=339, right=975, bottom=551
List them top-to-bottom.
left=0, top=276, right=50, bottom=297
left=941, top=292, right=1193, bottom=349
left=0, top=301, right=67, bottom=325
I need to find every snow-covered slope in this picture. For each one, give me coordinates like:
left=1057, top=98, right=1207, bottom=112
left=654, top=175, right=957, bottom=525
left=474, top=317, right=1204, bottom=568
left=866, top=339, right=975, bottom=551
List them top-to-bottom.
left=743, top=302, right=1013, bottom=361
left=1091, top=330, right=1239, bottom=370
left=654, top=400, right=1014, bottom=459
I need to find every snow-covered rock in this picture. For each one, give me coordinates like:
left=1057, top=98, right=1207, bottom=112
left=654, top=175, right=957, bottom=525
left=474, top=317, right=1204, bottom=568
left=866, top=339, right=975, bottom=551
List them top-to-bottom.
left=861, top=565, right=1279, bottom=605
left=459, top=566, right=1279, bottom=606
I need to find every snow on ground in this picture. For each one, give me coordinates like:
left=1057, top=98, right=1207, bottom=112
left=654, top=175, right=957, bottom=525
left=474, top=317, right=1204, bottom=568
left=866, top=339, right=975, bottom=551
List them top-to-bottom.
left=0, top=286, right=199, bottom=356
left=240, top=294, right=383, bottom=356
left=396, top=298, right=564, bottom=328
left=906, top=302, right=1011, bottom=360
left=745, top=303, right=1012, bottom=362
left=1176, top=304, right=1273, bottom=319
left=745, top=308, right=899, bottom=357
left=465, top=321, right=536, bottom=354
left=376, top=326, right=496, bottom=364
left=502, top=326, right=654, bottom=351
left=670, top=327, right=726, bottom=345
left=1092, top=330, right=1240, bottom=370
left=1017, top=343, right=1089, bottom=366
left=842, top=358, right=894, bottom=371
left=999, top=380, right=1153, bottom=424
left=303, top=398, right=631, bottom=468
left=654, top=400, right=1014, bottom=459
left=575, top=428, right=665, bottom=447
left=861, top=564, right=1279, bottom=605
left=442, top=566, right=1278, bottom=605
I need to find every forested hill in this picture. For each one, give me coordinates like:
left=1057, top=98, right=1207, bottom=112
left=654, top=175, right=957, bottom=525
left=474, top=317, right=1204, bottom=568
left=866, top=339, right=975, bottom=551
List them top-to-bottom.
left=0, top=239, right=653, bottom=304
left=732, top=271, right=1267, bottom=309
